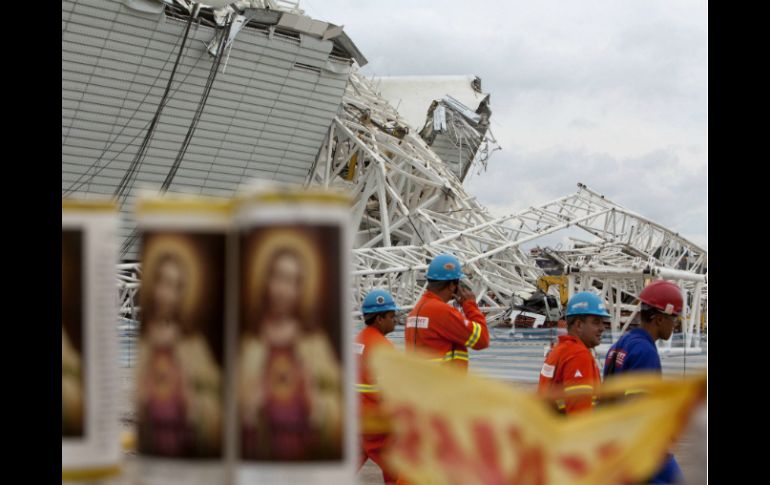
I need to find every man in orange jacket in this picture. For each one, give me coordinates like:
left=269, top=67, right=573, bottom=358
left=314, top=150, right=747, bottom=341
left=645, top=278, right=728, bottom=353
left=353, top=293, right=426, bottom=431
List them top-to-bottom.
left=405, top=254, right=489, bottom=372
left=355, top=289, right=400, bottom=484
left=538, top=291, right=608, bottom=415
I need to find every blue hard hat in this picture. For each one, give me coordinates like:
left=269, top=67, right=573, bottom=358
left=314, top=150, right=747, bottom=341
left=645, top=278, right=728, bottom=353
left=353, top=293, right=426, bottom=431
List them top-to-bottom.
left=426, top=253, right=466, bottom=281
left=362, top=289, right=400, bottom=315
left=565, top=292, right=611, bottom=318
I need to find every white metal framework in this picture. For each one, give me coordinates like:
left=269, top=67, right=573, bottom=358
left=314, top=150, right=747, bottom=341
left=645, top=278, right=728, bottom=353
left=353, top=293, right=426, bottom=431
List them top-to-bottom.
left=115, top=69, right=707, bottom=343
left=305, top=72, right=707, bottom=322
left=117, top=263, right=142, bottom=320
left=566, top=265, right=706, bottom=354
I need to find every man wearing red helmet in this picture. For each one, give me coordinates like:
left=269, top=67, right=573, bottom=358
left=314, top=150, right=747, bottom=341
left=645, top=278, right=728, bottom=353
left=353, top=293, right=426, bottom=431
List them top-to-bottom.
left=603, top=279, right=684, bottom=484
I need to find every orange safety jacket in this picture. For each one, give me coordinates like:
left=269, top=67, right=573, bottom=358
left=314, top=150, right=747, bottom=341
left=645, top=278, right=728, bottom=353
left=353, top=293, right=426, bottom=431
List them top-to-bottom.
left=404, top=291, right=489, bottom=372
left=355, top=325, right=395, bottom=414
left=355, top=326, right=398, bottom=484
left=537, top=335, right=601, bottom=415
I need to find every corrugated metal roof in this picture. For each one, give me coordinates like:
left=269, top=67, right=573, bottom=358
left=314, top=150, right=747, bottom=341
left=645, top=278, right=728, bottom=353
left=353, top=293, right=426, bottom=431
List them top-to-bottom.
left=62, top=0, right=354, bottom=258
left=428, top=131, right=476, bottom=179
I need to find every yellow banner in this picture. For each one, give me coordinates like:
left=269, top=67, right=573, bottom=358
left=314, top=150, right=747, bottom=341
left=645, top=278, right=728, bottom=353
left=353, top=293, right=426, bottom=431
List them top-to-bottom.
left=369, top=347, right=706, bottom=485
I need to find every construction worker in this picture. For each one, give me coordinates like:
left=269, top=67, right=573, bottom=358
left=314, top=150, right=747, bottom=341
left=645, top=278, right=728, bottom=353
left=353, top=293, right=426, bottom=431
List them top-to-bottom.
left=405, top=253, right=489, bottom=372
left=603, top=280, right=685, bottom=484
left=355, top=289, right=400, bottom=484
left=538, top=291, right=609, bottom=415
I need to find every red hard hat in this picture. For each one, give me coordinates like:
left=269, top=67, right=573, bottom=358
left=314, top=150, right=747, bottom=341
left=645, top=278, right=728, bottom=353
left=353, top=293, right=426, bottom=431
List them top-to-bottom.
left=639, top=280, right=683, bottom=316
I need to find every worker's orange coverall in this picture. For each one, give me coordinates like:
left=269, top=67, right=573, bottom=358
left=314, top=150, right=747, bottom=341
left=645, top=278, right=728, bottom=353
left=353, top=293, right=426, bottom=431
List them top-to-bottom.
left=404, top=291, right=490, bottom=372
left=355, top=325, right=397, bottom=484
left=537, top=335, right=601, bottom=414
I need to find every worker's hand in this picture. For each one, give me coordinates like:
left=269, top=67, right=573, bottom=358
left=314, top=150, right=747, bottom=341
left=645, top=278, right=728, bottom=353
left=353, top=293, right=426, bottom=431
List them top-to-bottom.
left=455, top=285, right=476, bottom=304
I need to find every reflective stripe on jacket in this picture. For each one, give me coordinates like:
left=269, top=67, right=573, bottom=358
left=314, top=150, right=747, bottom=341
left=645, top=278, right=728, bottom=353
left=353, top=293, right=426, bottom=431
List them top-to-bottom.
left=355, top=325, right=394, bottom=412
left=537, top=335, right=601, bottom=415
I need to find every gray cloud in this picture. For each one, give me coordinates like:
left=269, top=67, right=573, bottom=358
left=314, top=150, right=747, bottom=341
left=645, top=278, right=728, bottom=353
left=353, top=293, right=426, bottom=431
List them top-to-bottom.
left=322, top=2, right=706, bottom=103
left=569, top=118, right=599, bottom=129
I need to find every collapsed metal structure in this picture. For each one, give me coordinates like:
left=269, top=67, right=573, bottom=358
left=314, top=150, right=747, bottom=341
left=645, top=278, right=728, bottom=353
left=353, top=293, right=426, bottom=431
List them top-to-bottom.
left=87, top=3, right=707, bottom=351
left=302, top=70, right=707, bottom=350
left=418, top=92, right=497, bottom=182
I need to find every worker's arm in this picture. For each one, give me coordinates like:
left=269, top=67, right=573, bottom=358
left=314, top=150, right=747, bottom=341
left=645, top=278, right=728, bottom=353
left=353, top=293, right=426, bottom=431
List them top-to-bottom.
left=457, top=285, right=489, bottom=350
left=432, top=296, right=489, bottom=351
left=459, top=299, right=489, bottom=350
left=537, top=353, right=558, bottom=396
left=561, top=354, right=598, bottom=415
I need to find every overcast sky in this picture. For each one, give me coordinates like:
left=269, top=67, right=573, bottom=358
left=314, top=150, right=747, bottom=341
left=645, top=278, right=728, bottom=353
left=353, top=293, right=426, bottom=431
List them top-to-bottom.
left=302, top=0, right=708, bottom=249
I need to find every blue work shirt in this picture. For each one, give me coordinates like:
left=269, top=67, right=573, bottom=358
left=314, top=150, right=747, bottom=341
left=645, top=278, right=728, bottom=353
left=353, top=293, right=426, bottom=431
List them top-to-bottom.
left=604, top=328, right=683, bottom=484
left=604, top=328, right=662, bottom=375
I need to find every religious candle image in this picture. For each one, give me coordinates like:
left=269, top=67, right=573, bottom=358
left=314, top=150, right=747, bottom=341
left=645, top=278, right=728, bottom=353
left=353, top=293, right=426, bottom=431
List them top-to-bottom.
left=238, top=226, right=343, bottom=461
left=137, top=233, right=226, bottom=459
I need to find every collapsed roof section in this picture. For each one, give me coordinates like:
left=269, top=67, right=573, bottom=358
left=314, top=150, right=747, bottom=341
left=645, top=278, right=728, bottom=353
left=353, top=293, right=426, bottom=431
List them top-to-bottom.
left=62, top=0, right=365, bottom=257
left=168, top=0, right=368, bottom=66
left=78, top=3, right=707, bottom=337
left=308, top=70, right=555, bottom=319
left=306, top=72, right=706, bottom=322
left=373, top=75, right=499, bottom=182
left=372, top=76, right=485, bottom=130
left=419, top=93, right=497, bottom=181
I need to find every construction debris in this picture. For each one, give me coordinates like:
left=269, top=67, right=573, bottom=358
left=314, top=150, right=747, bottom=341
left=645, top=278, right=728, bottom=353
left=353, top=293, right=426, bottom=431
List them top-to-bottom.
left=60, top=1, right=706, bottom=350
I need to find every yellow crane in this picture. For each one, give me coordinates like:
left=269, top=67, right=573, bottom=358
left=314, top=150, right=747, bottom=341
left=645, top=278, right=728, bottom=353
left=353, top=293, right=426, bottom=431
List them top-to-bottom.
left=536, top=275, right=570, bottom=307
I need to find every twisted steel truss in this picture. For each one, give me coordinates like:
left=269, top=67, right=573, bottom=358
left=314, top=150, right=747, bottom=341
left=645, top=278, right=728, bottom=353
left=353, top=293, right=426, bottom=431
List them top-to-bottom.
left=115, top=69, right=707, bottom=343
